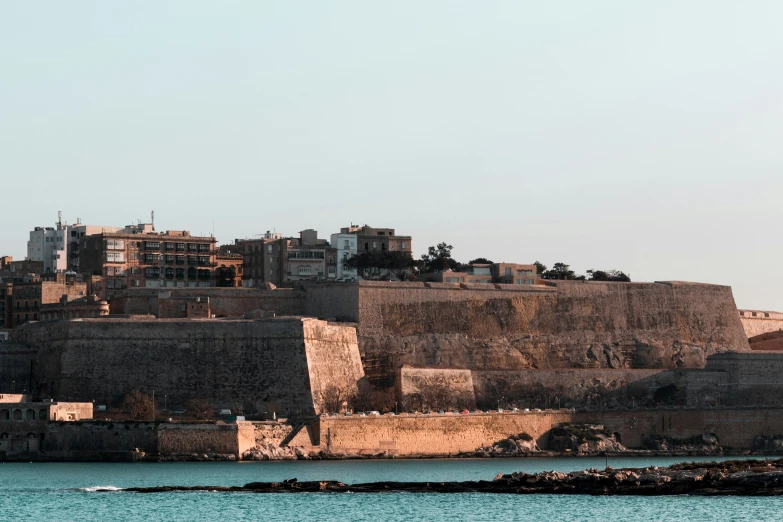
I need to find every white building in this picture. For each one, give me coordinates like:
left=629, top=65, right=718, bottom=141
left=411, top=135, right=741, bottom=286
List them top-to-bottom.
left=26, top=214, right=120, bottom=274
left=329, top=232, right=358, bottom=281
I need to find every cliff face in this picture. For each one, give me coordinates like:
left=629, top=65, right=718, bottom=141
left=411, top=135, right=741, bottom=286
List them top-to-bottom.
left=325, top=281, right=749, bottom=382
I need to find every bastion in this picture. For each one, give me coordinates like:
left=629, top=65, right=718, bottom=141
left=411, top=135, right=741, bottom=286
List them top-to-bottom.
left=11, top=317, right=364, bottom=414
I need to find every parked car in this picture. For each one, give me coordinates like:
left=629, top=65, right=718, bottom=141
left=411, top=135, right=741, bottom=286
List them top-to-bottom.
left=219, top=409, right=232, bottom=416
left=459, top=409, right=470, bottom=415
left=369, top=411, right=381, bottom=416
left=357, top=412, right=367, bottom=417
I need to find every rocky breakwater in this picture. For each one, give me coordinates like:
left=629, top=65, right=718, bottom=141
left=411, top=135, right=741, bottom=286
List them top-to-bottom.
left=110, top=459, right=783, bottom=495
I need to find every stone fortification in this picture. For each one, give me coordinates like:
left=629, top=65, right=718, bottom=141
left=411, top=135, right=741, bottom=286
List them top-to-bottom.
left=305, top=280, right=749, bottom=382
left=112, top=287, right=305, bottom=318
left=739, top=309, right=783, bottom=339
left=12, top=317, right=363, bottom=415
left=396, top=366, right=476, bottom=410
left=318, top=407, right=783, bottom=456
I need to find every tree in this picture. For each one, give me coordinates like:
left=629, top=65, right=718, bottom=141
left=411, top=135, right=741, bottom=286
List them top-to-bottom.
left=420, top=243, right=460, bottom=273
left=344, top=251, right=415, bottom=281
left=385, top=251, right=415, bottom=281
left=468, top=258, right=493, bottom=265
left=534, top=261, right=547, bottom=275
left=542, top=262, right=581, bottom=280
left=587, top=269, right=631, bottom=282
left=352, top=378, right=375, bottom=412
left=318, top=385, right=352, bottom=414
left=123, top=391, right=154, bottom=421
left=186, top=398, right=214, bottom=420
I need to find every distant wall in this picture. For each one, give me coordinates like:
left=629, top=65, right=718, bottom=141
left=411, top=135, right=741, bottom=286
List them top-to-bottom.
left=739, top=310, right=783, bottom=339
left=396, top=367, right=476, bottom=410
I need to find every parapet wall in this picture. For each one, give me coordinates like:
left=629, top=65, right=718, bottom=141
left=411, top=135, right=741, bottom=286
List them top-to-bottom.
left=304, top=281, right=749, bottom=381
left=739, top=310, right=783, bottom=339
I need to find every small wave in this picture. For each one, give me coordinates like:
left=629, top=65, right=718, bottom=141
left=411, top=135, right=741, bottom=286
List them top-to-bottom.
left=80, top=486, right=125, bottom=492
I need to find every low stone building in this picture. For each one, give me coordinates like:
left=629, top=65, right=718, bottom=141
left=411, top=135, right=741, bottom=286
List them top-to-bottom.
left=39, top=294, right=109, bottom=321
left=0, top=395, right=93, bottom=455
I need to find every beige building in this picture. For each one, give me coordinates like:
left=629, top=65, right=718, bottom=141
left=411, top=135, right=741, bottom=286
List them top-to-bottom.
left=80, top=223, right=218, bottom=298
left=419, top=263, right=538, bottom=285
left=7, top=274, right=88, bottom=327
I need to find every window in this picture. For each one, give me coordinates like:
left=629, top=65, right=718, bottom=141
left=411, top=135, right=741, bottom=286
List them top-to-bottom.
left=344, top=240, right=350, bottom=248
left=144, top=242, right=160, bottom=250
left=364, top=242, right=369, bottom=251
left=373, top=242, right=377, bottom=249
left=401, top=242, right=407, bottom=249
left=176, top=243, right=185, bottom=251
left=268, top=245, right=272, bottom=252
left=299, top=265, right=312, bottom=275
left=505, top=268, right=511, bottom=276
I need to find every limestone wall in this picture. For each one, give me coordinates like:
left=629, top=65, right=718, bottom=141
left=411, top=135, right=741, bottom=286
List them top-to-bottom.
left=314, top=281, right=749, bottom=383
left=112, top=287, right=306, bottom=318
left=739, top=310, right=783, bottom=339
left=12, top=317, right=362, bottom=416
left=0, top=342, right=37, bottom=393
left=396, top=366, right=476, bottom=410
left=319, top=407, right=783, bottom=455
left=157, top=422, right=249, bottom=456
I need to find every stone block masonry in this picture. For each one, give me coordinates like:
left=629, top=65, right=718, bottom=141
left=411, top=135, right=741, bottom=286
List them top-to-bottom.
left=305, top=281, right=749, bottom=383
left=12, top=317, right=364, bottom=416
left=318, top=407, right=783, bottom=456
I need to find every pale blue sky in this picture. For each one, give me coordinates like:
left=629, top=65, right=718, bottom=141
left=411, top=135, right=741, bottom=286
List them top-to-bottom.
left=1, top=2, right=781, bottom=310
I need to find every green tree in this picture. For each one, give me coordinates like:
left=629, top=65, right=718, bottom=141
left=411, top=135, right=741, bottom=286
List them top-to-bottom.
left=420, top=243, right=460, bottom=273
left=344, top=251, right=415, bottom=281
left=468, top=258, right=493, bottom=265
left=534, top=261, right=547, bottom=275
left=542, top=262, right=582, bottom=280
left=587, top=269, right=631, bottom=282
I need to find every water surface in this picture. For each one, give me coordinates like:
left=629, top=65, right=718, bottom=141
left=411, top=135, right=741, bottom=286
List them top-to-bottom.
left=1, top=457, right=778, bottom=521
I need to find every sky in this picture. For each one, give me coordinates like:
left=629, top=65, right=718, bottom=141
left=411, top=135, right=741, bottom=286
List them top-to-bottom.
left=1, top=1, right=781, bottom=310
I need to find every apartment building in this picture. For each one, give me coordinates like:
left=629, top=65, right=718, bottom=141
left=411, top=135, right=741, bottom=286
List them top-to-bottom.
left=26, top=214, right=120, bottom=274
left=79, top=223, right=217, bottom=298
left=493, top=263, right=537, bottom=285
left=6, top=274, right=88, bottom=327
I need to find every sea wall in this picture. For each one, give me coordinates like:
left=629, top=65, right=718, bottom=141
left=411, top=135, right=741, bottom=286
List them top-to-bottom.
left=11, top=317, right=363, bottom=415
left=318, top=407, right=783, bottom=456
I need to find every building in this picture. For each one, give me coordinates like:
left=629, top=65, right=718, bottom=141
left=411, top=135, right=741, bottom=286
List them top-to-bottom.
left=26, top=214, right=121, bottom=275
left=79, top=223, right=217, bottom=299
left=349, top=225, right=412, bottom=255
left=285, top=230, right=337, bottom=283
left=234, top=231, right=285, bottom=287
left=330, top=232, right=358, bottom=281
left=215, top=254, right=243, bottom=287
left=0, top=256, right=44, bottom=284
left=418, top=263, right=538, bottom=285
left=493, top=263, right=537, bottom=285
left=7, top=274, right=88, bottom=328
left=39, top=294, right=110, bottom=322
left=0, top=395, right=93, bottom=455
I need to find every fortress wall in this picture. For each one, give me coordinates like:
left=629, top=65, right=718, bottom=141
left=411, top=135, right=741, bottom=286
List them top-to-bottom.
left=348, top=281, right=748, bottom=376
left=113, top=288, right=307, bottom=318
left=739, top=310, right=783, bottom=339
left=12, top=318, right=359, bottom=415
left=303, top=320, right=364, bottom=414
left=0, top=342, right=37, bottom=392
left=396, top=367, right=476, bottom=410
left=318, top=408, right=783, bottom=456
left=320, top=412, right=572, bottom=455
left=42, top=421, right=159, bottom=455
left=157, top=422, right=248, bottom=457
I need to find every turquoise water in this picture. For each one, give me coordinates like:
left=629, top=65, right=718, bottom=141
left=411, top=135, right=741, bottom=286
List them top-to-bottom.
left=1, top=457, right=780, bottom=521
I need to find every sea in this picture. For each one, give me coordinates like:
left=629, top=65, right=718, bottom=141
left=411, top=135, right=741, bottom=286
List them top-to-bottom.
left=0, top=456, right=779, bottom=521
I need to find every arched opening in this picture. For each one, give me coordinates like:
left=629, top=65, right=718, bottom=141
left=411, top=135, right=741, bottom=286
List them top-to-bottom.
left=0, top=409, right=8, bottom=420
left=12, top=409, right=23, bottom=421
left=25, top=409, right=36, bottom=421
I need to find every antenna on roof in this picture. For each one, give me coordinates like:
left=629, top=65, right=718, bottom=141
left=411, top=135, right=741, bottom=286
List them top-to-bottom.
left=57, top=211, right=62, bottom=227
